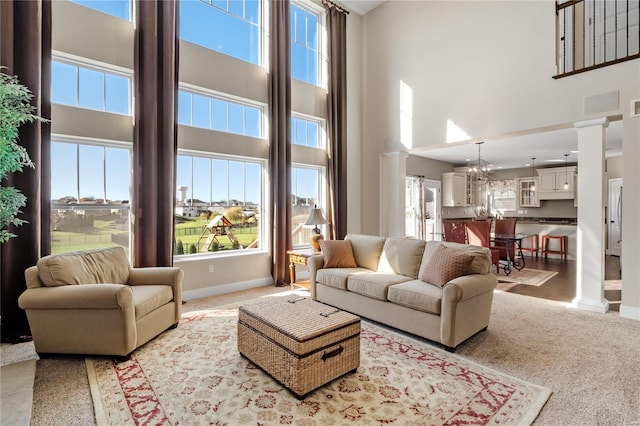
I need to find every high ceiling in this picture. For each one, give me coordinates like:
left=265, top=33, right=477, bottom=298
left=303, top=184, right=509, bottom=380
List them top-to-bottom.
left=340, top=0, right=385, bottom=15
left=410, top=121, right=624, bottom=170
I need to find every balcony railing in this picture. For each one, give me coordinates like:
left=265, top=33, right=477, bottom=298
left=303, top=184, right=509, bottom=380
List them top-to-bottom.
left=555, top=0, right=640, bottom=78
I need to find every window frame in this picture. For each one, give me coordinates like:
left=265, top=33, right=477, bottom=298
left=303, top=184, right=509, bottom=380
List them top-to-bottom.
left=290, top=0, right=327, bottom=88
left=52, top=52, right=133, bottom=115
left=178, top=83, right=266, bottom=139
left=291, top=112, right=326, bottom=149
left=50, top=134, right=133, bottom=256
left=174, top=149, right=267, bottom=258
left=291, top=163, right=327, bottom=249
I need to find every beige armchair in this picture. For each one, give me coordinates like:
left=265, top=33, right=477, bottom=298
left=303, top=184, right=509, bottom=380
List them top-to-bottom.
left=18, top=246, right=183, bottom=359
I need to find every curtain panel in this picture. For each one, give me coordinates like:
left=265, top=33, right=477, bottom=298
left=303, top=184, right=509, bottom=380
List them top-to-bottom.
left=0, top=0, right=52, bottom=342
left=133, top=0, right=179, bottom=267
left=268, top=0, right=292, bottom=286
left=323, top=0, right=348, bottom=240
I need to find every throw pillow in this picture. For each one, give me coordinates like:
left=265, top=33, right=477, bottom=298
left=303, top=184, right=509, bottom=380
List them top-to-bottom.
left=320, top=240, right=358, bottom=268
left=420, top=244, right=473, bottom=287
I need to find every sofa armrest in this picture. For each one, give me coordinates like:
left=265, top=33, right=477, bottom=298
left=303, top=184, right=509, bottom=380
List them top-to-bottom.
left=307, top=255, right=325, bottom=299
left=442, top=273, right=498, bottom=303
left=18, top=284, right=134, bottom=310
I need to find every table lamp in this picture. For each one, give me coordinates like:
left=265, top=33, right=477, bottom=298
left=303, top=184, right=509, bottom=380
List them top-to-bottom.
left=304, top=205, right=328, bottom=251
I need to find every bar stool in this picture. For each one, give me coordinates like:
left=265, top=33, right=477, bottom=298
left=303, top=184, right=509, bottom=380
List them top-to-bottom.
left=520, top=234, right=539, bottom=258
left=541, top=234, right=567, bottom=260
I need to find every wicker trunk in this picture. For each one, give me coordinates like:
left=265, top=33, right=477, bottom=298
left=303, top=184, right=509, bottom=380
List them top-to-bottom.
left=237, top=296, right=360, bottom=399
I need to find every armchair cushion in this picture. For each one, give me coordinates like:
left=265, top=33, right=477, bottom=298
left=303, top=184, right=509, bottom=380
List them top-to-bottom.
left=36, top=246, right=129, bottom=287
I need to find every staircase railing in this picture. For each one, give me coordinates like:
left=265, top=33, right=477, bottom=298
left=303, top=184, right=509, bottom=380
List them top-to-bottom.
left=555, top=0, right=640, bottom=78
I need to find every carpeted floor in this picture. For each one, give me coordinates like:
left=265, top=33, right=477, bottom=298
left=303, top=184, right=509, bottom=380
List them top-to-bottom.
left=2, top=286, right=639, bottom=425
left=85, top=300, right=550, bottom=425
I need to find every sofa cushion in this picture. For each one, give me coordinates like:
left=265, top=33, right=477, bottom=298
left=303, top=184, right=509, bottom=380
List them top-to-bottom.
left=345, top=234, right=386, bottom=270
left=377, top=237, right=426, bottom=278
left=319, top=240, right=357, bottom=268
left=419, top=241, right=492, bottom=278
left=420, top=244, right=474, bottom=288
left=37, top=247, right=130, bottom=287
left=316, top=267, right=369, bottom=290
left=347, top=273, right=412, bottom=301
left=387, top=280, right=443, bottom=315
left=131, top=285, right=174, bottom=320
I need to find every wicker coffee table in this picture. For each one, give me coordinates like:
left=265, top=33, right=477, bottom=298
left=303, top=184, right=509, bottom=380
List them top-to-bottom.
left=237, top=297, right=360, bottom=399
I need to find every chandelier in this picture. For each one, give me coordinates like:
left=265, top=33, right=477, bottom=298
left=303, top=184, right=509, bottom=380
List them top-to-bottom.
left=466, top=141, right=494, bottom=185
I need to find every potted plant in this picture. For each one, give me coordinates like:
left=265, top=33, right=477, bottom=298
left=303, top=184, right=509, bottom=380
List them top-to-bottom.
left=0, top=68, right=45, bottom=242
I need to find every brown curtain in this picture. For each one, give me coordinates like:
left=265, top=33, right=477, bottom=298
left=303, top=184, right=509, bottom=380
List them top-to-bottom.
left=0, top=0, right=52, bottom=342
left=133, top=0, right=179, bottom=267
left=269, top=0, right=292, bottom=286
left=324, top=0, right=348, bottom=240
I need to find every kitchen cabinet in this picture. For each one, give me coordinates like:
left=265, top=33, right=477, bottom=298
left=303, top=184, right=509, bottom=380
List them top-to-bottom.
left=537, top=166, right=577, bottom=200
left=442, top=172, right=466, bottom=206
left=517, top=178, right=540, bottom=207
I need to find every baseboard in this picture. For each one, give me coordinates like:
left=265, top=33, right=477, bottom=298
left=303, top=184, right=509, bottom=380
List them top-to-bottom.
left=182, top=277, right=274, bottom=301
left=572, top=297, right=609, bottom=313
left=619, top=305, right=640, bottom=321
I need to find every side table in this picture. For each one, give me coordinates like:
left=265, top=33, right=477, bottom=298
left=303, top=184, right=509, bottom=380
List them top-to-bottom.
left=287, top=249, right=320, bottom=289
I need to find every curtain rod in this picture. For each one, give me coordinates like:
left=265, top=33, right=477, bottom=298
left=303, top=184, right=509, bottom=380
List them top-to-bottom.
left=322, top=0, right=350, bottom=14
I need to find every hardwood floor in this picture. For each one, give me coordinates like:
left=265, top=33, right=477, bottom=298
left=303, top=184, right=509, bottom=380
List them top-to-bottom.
left=495, top=253, right=622, bottom=303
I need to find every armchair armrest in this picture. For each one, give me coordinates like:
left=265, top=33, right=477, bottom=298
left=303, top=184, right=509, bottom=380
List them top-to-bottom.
left=307, top=255, right=325, bottom=299
left=127, top=267, right=183, bottom=320
left=18, top=284, right=133, bottom=310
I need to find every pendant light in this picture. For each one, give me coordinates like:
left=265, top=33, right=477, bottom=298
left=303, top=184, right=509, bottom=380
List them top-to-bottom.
left=563, top=153, right=569, bottom=190
left=530, top=157, right=536, bottom=191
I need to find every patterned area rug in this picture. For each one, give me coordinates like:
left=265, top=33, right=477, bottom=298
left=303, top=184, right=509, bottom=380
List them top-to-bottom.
left=495, top=268, right=558, bottom=286
left=86, top=302, right=551, bottom=425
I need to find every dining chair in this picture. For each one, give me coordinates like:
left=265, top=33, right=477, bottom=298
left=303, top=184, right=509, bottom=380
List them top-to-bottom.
left=492, top=218, right=517, bottom=261
left=443, top=221, right=467, bottom=244
left=466, top=221, right=500, bottom=273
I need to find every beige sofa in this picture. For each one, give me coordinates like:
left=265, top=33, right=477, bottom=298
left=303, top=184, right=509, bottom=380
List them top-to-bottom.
left=308, top=234, right=498, bottom=351
left=18, top=247, right=183, bottom=358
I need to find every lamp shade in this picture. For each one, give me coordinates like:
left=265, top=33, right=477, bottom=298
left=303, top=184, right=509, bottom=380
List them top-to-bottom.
left=304, top=206, right=328, bottom=229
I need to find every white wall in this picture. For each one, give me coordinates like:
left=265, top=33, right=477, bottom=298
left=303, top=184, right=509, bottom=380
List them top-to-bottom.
left=358, top=1, right=640, bottom=317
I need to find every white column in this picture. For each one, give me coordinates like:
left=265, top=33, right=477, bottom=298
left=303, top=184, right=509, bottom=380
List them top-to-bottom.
left=573, top=118, right=609, bottom=313
left=379, top=150, right=408, bottom=237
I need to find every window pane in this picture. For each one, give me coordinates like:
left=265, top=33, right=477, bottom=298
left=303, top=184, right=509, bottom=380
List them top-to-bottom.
left=69, top=0, right=131, bottom=21
left=180, top=0, right=259, bottom=65
left=229, top=0, right=244, bottom=18
left=245, top=0, right=259, bottom=24
left=291, top=4, right=319, bottom=86
left=295, top=8, right=306, bottom=44
left=307, top=13, right=318, bottom=50
left=291, top=43, right=317, bottom=85
left=52, top=62, right=78, bottom=106
left=78, top=68, right=105, bottom=110
left=105, top=74, right=130, bottom=114
left=178, top=91, right=192, bottom=125
left=192, top=94, right=211, bottom=128
left=212, top=99, right=228, bottom=132
left=229, top=103, right=244, bottom=134
left=245, top=107, right=260, bottom=138
left=296, top=119, right=307, bottom=146
left=306, top=121, right=319, bottom=148
left=51, top=142, right=78, bottom=201
left=78, top=145, right=105, bottom=200
left=105, top=147, right=130, bottom=201
left=176, top=155, right=193, bottom=202
left=192, top=157, right=211, bottom=203
left=212, top=159, right=229, bottom=204
left=228, top=161, right=244, bottom=204
left=245, top=162, right=260, bottom=206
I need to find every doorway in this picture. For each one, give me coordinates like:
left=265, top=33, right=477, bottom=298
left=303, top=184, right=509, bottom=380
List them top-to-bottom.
left=405, top=177, right=441, bottom=241
left=607, top=178, right=622, bottom=257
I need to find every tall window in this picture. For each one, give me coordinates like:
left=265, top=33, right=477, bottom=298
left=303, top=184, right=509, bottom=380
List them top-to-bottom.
left=69, top=0, right=132, bottom=21
left=180, top=0, right=261, bottom=65
left=291, top=2, right=320, bottom=86
left=52, top=59, right=131, bottom=115
left=178, top=89, right=262, bottom=137
left=291, top=115, right=321, bottom=148
left=51, top=139, right=131, bottom=255
left=175, top=153, right=263, bottom=255
left=291, top=165, right=324, bottom=247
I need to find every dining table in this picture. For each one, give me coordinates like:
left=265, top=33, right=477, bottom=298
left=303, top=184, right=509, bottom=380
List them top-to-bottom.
left=490, top=233, right=533, bottom=276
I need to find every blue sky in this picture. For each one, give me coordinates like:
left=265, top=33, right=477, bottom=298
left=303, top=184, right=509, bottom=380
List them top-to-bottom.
left=53, top=0, right=319, bottom=204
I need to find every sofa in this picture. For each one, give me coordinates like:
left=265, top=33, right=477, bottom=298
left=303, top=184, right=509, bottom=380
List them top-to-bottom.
left=308, top=234, right=498, bottom=351
left=18, top=246, right=183, bottom=358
